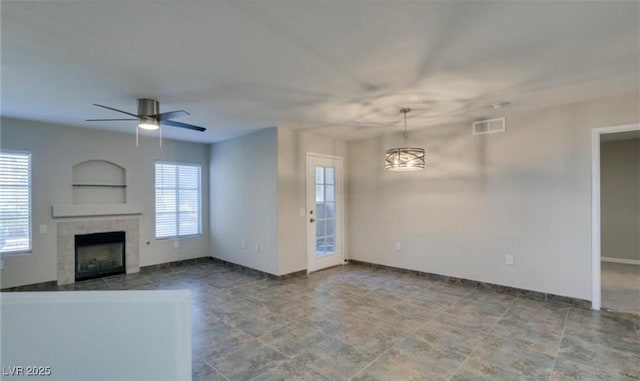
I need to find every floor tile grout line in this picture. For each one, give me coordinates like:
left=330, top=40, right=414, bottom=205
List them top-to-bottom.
left=415, top=285, right=479, bottom=326
left=447, top=285, right=478, bottom=307
left=445, top=294, right=519, bottom=381
left=485, top=295, right=519, bottom=336
left=547, top=305, right=571, bottom=381
left=218, top=316, right=300, bottom=362
left=201, top=323, right=290, bottom=381
left=255, top=335, right=296, bottom=359
left=347, top=345, right=394, bottom=381
left=445, top=353, right=470, bottom=381
left=246, top=354, right=325, bottom=381
left=246, top=359, right=285, bottom=381
left=203, top=360, right=231, bottom=381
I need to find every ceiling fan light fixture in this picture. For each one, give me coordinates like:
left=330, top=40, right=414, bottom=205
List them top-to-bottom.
left=87, top=99, right=206, bottom=132
left=385, top=108, right=425, bottom=171
left=138, top=116, right=159, bottom=130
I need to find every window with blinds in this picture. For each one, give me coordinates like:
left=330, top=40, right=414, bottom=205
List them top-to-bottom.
left=0, top=150, right=32, bottom=254
left=155, top=162, right=202, bottom=239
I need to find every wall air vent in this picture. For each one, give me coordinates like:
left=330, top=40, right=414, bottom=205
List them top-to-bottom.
left=473, top=117, right=505, bottom=135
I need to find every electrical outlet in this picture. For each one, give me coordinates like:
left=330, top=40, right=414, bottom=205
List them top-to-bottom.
left=39, top=225, right=47, bottom=234
left=173, top=240, right=180, bottom=249
left=241, top=241, right=245, bottom=250
left=395, top=241, right=402, bottom=252
left=254, top=243, right=260, bottom=254
left=506, top=255, right=514, bottom=266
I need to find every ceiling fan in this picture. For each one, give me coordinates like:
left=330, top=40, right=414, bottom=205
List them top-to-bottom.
left=86, top=98, right=206, bottom=132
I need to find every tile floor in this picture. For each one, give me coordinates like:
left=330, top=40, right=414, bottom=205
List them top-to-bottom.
left=14, top=260, right=640, bottom=380
left=602, top=262, right=640, bottom=315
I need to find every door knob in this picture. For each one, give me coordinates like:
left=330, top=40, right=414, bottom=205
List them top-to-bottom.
left=310, top=218, right=315, bottom=223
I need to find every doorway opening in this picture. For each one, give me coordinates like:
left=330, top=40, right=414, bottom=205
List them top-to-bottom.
left=591, top=123, right=640, bottom=311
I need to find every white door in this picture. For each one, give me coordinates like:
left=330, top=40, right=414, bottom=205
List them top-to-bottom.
left=306, top=153, right=344, bottom=273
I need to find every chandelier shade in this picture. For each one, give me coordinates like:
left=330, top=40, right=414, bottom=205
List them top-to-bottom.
left=385, top=108, right=425, bottom=171
left=385, top=147, right=425, bottom=171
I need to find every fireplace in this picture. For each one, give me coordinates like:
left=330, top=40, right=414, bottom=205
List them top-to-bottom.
left=75, top=231, right=126, bottom=281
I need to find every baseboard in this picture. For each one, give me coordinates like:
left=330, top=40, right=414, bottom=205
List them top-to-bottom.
left=2, top=257, right=306, bottom=291
left=141, top=257, right=212, bottom=272
left=208, top=257, right=307, bottom=280
left=602, top=257, right=640, bottom=265
left=347, top=259, right=591, bottom=309
left=1, top=280, right=57, bottom=292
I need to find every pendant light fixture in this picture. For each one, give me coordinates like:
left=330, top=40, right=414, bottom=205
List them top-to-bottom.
left=385, top=108, right=425, bottom=171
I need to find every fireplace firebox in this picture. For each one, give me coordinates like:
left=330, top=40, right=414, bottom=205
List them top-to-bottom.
left=75, top=231, right=126, bottom=281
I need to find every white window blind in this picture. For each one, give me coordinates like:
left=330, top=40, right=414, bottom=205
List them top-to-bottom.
left=0, top=151, right=32, bottom=254
left=155, top=162, right=201, bottom=239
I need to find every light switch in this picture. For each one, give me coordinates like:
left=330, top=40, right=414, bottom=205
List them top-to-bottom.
left=39, top=225, right=48, bottom=234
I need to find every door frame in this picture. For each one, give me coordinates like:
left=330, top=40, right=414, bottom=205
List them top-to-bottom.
left=591, top=123, right=640, bottom=310
left=306, top=152, right=345, bottom=273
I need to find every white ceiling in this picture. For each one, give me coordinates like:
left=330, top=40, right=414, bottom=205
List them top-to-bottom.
left=2, top=1, right=638, bottom=143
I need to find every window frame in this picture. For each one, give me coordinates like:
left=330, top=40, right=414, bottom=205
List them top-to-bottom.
left=0, top=149, right=33, bottom=256
left=154, top=160, right=202, bottom=240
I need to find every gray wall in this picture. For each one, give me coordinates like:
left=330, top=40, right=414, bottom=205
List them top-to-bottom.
left=347, top=93, right=638, bottom=300
left=0, top=118, right=211, bottom=289
left=210, top=128, right=279, bottom=274
left=277, top=128, right=348, bottom=275
left=601, top=138, right=640, bottom=262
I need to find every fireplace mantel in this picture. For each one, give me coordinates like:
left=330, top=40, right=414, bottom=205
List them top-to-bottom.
left=52, top=203, right=143, bottom=218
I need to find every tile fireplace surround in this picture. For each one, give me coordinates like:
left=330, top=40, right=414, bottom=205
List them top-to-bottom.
left=57, top=218, right=140, bottom=285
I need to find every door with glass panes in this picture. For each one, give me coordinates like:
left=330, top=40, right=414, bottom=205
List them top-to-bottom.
left=306, top=154, right=344, bottom=272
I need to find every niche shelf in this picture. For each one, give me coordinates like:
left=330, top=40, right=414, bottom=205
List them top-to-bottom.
left=72, top=184, right=127, bottom=188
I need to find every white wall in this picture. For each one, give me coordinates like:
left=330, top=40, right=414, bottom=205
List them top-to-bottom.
left=348, top=93, right=639, bottom=300
left=0, top=118, right=210, bottom=288
left=209, top=128, right=279, bottom=274
left=277, top=128, right=348, bottom=275
left=601, top=138, right=640, bottom=261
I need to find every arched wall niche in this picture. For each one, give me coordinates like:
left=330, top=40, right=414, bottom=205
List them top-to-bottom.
left=72, top=160, right=126, bottom=204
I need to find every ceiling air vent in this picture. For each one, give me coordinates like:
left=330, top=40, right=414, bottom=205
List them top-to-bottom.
left=473, top=117, right=505, bottom=135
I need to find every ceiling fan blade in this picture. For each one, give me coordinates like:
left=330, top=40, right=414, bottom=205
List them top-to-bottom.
left=92, top=104, right=139, bottom=118
left=156, top=110, right=190, bottom=121
left=85, top=118, right=137, bottom=122
left=161, top=119, right=206, bottom=132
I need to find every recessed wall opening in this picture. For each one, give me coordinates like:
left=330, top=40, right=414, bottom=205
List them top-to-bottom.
left=592, top=123, right=640, bottom=311
left=599, top=131, right=640, bottom=314
left=75, top=231, right=126, bottom=282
